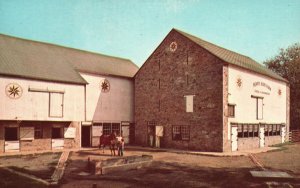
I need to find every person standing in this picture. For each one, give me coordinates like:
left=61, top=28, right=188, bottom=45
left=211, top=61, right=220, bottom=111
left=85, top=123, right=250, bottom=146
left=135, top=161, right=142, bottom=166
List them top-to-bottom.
left=116, top=133, right=122, bottom=156
left=119, top=138, right=125, bottom=156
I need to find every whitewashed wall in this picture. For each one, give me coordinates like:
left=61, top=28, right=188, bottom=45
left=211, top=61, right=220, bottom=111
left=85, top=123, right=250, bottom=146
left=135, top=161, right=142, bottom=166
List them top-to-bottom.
left=227, top=66, right=288, bottom=138
left=81, top=73, right=134, bottom=122
left=0, top=76, right=85, bottom=121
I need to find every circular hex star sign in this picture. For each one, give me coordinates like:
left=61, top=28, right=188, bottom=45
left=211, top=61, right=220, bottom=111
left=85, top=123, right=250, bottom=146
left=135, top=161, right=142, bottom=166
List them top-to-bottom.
left=170, top=41, right=177, bottom=52
left=236, top=78, right=242, bottom=88
left=101, top=79, right=110, bottom=93
left=5, top=83, right=23, bottom=99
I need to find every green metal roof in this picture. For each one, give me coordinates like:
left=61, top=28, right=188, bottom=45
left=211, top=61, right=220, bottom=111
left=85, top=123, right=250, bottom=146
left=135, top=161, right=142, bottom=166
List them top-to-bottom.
left=174, top=29, right=287, bottom=82
left=0, top=34, right=138, bottom=84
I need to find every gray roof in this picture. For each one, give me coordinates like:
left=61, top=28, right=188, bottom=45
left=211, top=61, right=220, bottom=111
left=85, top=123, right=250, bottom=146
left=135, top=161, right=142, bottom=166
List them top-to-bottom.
left=174, top=29, right=287, bottom=82
left=0, top=34, right=138, bottom=84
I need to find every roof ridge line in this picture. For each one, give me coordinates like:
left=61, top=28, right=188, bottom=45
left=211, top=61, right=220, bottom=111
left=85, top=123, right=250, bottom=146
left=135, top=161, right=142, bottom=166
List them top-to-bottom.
left=173, top=28, right=254, bottom=61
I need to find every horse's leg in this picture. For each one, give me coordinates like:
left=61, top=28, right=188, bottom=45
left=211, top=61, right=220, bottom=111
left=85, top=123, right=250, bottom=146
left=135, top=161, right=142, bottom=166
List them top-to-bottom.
left=110, top=145, right=113, bottom=156
left=113, top=145, right=116, bottom=156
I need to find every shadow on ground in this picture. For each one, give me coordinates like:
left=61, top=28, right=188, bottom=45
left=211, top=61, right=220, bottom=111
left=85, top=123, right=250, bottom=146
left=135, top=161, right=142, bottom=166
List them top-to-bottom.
left=60, top=160, right=300, bottom=188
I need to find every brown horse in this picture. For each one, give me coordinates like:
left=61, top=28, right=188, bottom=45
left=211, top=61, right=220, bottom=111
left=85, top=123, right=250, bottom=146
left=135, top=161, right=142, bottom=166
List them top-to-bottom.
left=99, top=133, right=117, bottom=156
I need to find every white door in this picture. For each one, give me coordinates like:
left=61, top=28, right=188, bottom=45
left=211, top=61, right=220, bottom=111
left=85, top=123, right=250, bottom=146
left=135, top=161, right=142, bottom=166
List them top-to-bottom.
left=121, top=126, right=130, bottom=144
left=155, top=126, right=164, bottom=148
left=231, top=126, right=238, bottom=151
left=259, top=126, right=265, bottom=148
left=281, top=126, right=286, bottom=143
left=52, top=139, right=64, bottom=149
left=5, top=141, right=20, bottom=152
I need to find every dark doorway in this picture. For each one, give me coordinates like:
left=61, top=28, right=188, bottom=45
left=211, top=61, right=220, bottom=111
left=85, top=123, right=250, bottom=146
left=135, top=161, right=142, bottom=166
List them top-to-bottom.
left=81, top=126, right=91, bottom=147
left=148, top=126, right=155, bottom=147
left=5, top=127, right=18, bottom=141
left=52, top=127, right=63, bottom=138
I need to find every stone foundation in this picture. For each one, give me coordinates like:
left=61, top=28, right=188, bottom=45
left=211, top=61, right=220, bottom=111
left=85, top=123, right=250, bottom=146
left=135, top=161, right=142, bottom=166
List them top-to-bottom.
left=0, top=120, right=80, bottom=153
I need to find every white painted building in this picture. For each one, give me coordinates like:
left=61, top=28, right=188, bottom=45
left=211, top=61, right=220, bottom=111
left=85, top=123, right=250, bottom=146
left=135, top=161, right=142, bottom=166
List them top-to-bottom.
left=0, top=34, right=138, bottom=153
left=228, top=65, right=289, bottom=151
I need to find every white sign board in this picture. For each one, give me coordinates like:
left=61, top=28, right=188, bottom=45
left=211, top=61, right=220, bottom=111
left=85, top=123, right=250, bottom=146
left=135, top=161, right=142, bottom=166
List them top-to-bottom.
left=92, top=126, right=103, bottom=137
left=20, top=127, right=34, bottom=140
left=64, top=127, right=76, bottom=138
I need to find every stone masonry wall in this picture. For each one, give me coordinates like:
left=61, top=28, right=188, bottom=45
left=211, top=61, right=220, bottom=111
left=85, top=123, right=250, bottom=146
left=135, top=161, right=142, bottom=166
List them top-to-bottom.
left=135, top=29, right=225, bottom=152
left=222, top=65, right=231, bottom=152
left=0, top=121, right=80, bottom=153
left=64, top=121, right=81, bottom=149
left=20, top=122, right=52, bottom=151
left=265, top=136, right=281, bottom=146
left=237, top=137, right=260, bottom=150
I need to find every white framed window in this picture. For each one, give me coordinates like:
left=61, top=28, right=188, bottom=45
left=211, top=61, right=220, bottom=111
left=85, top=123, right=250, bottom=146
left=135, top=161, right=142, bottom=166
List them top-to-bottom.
left=184, top=95, right=195, bottom=112
left=251, top=95, right=263, bottom=120
left=257, top=98, right=263, bottom=120
left=172, top=125, right=190, bottom=141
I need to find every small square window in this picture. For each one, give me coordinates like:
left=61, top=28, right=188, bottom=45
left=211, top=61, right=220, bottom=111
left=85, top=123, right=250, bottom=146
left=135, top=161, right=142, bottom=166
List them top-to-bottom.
left=185, top=95, right=194, bottom=112
left=228, top=104, right=235, bottom=117
left=103, top=123, right=111, bottom=135
left=172, top=125, right=190, bottom=141
left=34, top=127, right=43, bottom=139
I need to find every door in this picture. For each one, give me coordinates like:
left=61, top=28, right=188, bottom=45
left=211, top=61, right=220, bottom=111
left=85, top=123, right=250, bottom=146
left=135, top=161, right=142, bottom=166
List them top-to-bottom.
left=81, top=126, right=91, bottom=147
left=121, top=126, right=130, bottom=144
left=148, top=126, right=155, bottom=147
left=155, top=126, right=164, bottom=148
left=231, top=126, right=238, bottom=152
left=259, top=126, right=265, bottom=148
left=281, top=126, right=286, bottom=143
left=5, top=127, right=20, bottom=152
left=52, top=127, right=64, bottom=149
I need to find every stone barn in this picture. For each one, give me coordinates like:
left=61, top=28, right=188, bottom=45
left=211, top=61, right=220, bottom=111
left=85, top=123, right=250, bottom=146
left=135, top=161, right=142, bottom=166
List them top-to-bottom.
left=134, top=29, right=289, bottom=152
left=0, top=34, right=138, bottom=153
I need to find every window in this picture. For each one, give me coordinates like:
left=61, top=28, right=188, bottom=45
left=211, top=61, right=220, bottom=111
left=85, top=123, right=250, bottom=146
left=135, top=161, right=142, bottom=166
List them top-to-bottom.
left=186, top=74, right=189, bottom=85
left=158, top=79, right=160, bottom=89
left=49, top=93, right=64, bottom=117
left=185, top=95, right=194, bottom=112
left=252, top=95, right=263, bottom=120
left=257, top=98, right=263, bottom=120
left=228, top=104, right=235, bottom=117
left=102, top=123, right=120, bottom=135
left=103, top=123, right=111, bottom=135
left=112, top=123, right=120, bottom=135
left=237, top=124, right=259, bottom=138
left=264, top=124, right=281, bottom=136
left=172, top=125, right=190, bottom=141
left=5, top=127, right=18, bottom=141
left=34, top=127, right=43, bottom=139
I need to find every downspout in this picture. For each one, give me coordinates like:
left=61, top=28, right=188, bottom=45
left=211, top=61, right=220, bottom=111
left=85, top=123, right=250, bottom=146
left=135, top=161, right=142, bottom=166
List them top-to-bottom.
left=84, top=84, right=87, bottom=122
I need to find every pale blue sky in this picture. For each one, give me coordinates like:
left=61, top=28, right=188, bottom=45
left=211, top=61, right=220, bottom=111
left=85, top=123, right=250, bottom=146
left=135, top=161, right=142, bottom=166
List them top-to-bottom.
left=0, top=0, right=299, bottom=67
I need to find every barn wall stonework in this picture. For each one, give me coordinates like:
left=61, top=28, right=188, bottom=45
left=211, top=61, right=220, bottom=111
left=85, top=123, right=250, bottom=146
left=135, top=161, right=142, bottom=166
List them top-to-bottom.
left=135, top=30, right=225, bottom=152
left=20, top=122, right=52, bottom=151
left=0, top=125, right=4, bottom=153
left=237, top=137, right=260, bottom=150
